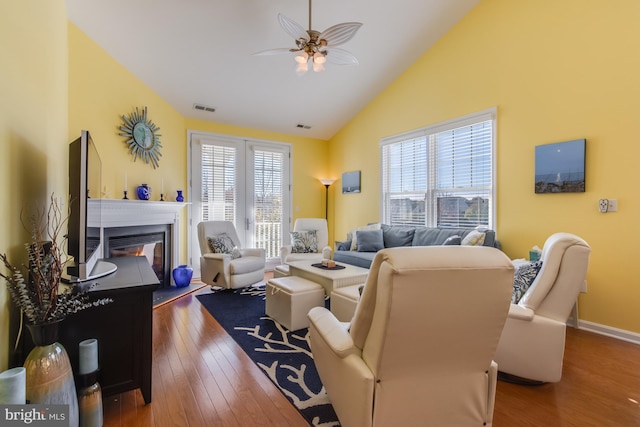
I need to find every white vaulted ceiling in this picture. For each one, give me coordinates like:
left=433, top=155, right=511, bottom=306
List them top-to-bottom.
left=66, top=0, right=479, bottom=140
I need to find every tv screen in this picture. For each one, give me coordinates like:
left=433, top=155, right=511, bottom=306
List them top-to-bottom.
left=66, top=130, right=116, bottom=282
left=535, top=139, right=585, bottom=194
left=342, top=171, right=361, bottom=194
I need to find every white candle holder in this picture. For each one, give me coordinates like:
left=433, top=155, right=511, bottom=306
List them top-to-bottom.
left=77, top=339, right=103, bottom=427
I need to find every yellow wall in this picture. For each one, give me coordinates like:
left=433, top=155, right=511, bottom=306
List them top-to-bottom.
left=0, top=0, right=69, bottom=370
left=329, top=0, right=640, bottom=332
left=68, top=23, right=190, bottom=262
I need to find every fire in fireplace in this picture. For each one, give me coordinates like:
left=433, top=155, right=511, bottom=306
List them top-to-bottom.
left=104, top=224, right=171, bottom=287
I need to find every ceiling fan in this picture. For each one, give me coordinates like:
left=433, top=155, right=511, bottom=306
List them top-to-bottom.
left=255, top=0, right=363, bottom=74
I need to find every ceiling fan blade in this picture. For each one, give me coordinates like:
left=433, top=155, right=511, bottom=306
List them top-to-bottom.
left=278, top=14, right=308, bottom=42
left=320, top=22, right=363, bottom=47
left=325, top=47, right=359, bottom=65
left=253, top=48, right=294, bottom=56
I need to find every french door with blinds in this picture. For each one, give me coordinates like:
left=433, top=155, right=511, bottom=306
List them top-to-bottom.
left=189, top=132, right=291, bottom=275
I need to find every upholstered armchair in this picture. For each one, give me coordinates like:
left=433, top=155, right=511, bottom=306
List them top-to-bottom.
left=280, top=218, right=332, bottom=264
left=197, top=221, right=266, bottom=289
left=494, top=232, right=591, bottom=383
left=308, top=246, right=514, bottom=427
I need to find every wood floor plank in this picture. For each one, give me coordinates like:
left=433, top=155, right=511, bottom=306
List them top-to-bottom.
left=103, top=277, right=640, bottom=426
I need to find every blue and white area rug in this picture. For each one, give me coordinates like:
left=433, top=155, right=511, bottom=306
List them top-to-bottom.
left=196, top=285, right=340, bottom=427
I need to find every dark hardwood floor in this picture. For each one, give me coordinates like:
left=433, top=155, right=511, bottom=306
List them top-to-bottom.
left=103, top=280, right=640, bottom=426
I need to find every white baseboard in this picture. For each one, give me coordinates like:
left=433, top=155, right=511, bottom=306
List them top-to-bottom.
left=575, top=319, right=640, bottom=346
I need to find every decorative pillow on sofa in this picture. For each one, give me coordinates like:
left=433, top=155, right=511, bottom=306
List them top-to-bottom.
left=348, top=223, right=381, bottom=251
left=381, top=224, right=415, bottom=248
left=356, top=229, right=384, bottom=252
left=290, top=230, right=318, bottom=253
left=462, top=230, right=486, bottom=246
left=208, top=233, right=235, bottom=255
left=442, top=235, right=462, bottom=245
left=336, top=240, right=352, bottom=251
left=512, top=260, right=543, bottom=303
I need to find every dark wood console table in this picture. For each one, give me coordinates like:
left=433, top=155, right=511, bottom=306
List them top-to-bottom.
left=56, top=256, right=159, bottom=404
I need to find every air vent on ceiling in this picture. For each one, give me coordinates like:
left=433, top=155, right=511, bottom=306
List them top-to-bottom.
left=193, top=103, right=216, bottom=113
left=296, top=124, right=312, bottom=130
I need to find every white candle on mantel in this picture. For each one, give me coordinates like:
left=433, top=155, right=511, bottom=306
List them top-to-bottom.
left=124, top=172, right=128, bottom=190
left=161, top=177, right=164, bottom=194
left=79, top=338, right=99, bottom=375
left=0, top=367, right=26, bottom=404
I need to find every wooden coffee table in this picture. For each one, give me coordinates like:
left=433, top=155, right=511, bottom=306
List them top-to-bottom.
left=286, top=260, right=369, bottom=295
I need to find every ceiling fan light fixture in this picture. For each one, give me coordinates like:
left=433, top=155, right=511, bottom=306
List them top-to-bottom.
left=255, top=0, right=362, bottom=74
left=295, top=51, right=309, bottom=63
left=313, top=52, right=326, bottom=64
left=296, top=62, right=309, bottom=75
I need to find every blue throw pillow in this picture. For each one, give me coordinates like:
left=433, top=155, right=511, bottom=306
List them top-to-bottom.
left=381, top=224, right=415, bottom=247
left=356, top=229, right=384, bottom=252
left=336, top=240, right=352, bottom=251
left=512, top=260, right=543, bottom=303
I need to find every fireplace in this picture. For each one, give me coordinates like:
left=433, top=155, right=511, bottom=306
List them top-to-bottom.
left=89, top=199, right=187, bottom=288
left=104, top=225, right=171, bottom=288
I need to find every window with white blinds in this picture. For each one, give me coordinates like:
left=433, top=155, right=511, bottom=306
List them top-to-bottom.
left=381, top=108, right=496, bottom=229
left=200, top=144, right=237, bottom=222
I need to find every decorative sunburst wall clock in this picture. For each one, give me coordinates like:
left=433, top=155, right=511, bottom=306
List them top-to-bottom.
left=119, top=106, right=162, bottom=168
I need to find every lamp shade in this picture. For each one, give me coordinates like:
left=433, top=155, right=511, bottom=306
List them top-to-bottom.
left=319, top=178, right=336, bottom=186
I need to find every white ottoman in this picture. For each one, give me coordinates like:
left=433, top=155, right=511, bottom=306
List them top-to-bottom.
left=273, top=264, right=290, bottom=278
left=266, top=276, right=325, bottom=331
left=330, top=284, right=364, bottom=322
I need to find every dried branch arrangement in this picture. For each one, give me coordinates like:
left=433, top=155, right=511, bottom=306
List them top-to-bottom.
left=0, top=194, right=111, bottom=325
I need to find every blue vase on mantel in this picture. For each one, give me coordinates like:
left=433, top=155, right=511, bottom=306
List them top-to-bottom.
left=137, top=184, right=151, bottom=200
left=176, top=190, right=184, bottom=202
left=172, top=265, right=193, bottom=288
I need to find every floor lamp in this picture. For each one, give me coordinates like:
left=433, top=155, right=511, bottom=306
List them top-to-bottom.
left=319, top=178, right=336, bottom=219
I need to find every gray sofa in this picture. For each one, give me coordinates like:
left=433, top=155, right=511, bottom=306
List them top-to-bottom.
left=333, top=224, right=499, bottom=269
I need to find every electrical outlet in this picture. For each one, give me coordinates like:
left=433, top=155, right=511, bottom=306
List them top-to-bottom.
left=599, top=199, right=608, bottom=213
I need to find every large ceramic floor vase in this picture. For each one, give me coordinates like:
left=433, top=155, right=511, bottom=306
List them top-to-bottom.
left=24, top=321, right=79, bottom=427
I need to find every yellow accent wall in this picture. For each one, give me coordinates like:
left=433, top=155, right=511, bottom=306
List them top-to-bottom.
left=0, top=0, right=69, bottom=370
left=329, top=0, right=640, bottom=332
left=68, top=23, right=190, bottom=263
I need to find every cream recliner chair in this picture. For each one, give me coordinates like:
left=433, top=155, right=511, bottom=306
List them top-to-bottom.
left=280, top=218, right=332, bottom=263
left=197, top=221, right=266, bottom=289
left=494, top=232, right=591, bottom=383
left=308, top=246, right=514, bottom=427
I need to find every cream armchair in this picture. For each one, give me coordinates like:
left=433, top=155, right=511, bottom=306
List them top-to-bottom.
left=280, top=218, right=332, bottom=263
left=197, top=221, right=266, bottom=289
left=494, top=232, right=591, bottom=383
left=308, top=246, right=514, bottom=427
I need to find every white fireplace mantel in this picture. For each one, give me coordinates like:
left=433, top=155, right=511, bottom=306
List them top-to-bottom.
left=88, top=199, right=187, bottom=278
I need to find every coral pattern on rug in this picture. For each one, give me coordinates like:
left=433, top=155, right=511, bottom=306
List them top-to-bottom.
left=197, top=284, right=340, bottom=426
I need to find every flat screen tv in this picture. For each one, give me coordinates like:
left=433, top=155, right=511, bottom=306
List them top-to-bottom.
left=65, top=130, right=117, bottom=282
left=535, top=139, right=586, bottom=194
left=342, top=170, right=361, bottom=194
